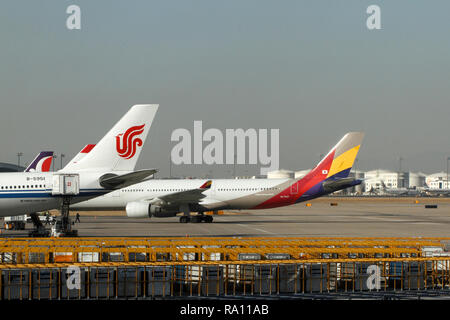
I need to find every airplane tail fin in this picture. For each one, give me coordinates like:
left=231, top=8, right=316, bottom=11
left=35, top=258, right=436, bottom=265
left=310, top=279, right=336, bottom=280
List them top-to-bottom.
left=61, top=104, right=158, bottom=172
left=304, top=132, right=365, bottom=182
left=62, top=144, right=96, bottom=171
left=24, top=151, right=54, bottom=172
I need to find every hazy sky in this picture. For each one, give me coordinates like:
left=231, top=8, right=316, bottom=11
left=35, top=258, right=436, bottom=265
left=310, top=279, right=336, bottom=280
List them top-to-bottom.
left=1, top=1, right=449, bottom=177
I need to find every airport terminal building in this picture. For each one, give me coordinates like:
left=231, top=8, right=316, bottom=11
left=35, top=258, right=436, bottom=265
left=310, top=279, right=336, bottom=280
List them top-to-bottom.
left=0, top=163, right=23, bottom=173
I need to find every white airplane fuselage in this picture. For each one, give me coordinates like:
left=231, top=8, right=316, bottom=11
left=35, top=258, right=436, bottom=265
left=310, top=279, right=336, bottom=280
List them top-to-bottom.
left=0, top=104, right=159, bottom=219
left=72, top=132, right=366, bottom=215
left=0, top=171, right=110, bottom=217
left=72, top=177, right=306, bottom=212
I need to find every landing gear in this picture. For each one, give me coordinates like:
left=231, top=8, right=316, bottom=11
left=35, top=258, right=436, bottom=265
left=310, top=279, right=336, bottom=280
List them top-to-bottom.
left=51, top=196, right=78, bottom=237
left=179, top=204, right=191, bottom=223
left=178, top=205, right=214, bottom=223
left=28, top=212, right=50, bottom=237
left=179, top=213, right=213, bottom=223
left=191, top=215, right=203, bottom=223
left=179, top=216, right=191, bottom=223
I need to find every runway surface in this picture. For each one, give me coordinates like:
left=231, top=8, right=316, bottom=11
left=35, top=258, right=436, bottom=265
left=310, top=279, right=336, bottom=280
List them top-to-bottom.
left=2, top=197, right=450, bottom=238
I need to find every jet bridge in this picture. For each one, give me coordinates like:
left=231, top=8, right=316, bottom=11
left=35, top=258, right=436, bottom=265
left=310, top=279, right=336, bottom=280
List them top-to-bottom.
left=51, top=173, right=80, bottom=237
left=51, top=174, right=80, bottom=196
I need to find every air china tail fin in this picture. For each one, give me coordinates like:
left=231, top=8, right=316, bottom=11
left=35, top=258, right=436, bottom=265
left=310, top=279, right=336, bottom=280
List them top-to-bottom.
left=61, top=104, right=159, bottom=172
left=306, top=132, right=364, bottom=182
left=62, top=144, right=95, bottom=171
left=24, top=151, right=54, bottom=172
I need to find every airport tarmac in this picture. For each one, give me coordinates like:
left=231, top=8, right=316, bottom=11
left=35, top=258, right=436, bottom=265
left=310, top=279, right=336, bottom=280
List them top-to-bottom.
left=2, top=197, right=450, bottom=238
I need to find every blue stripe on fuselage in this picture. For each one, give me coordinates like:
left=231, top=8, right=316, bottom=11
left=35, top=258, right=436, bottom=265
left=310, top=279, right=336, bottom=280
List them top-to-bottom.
left=0, top=189, right=108, bottom=198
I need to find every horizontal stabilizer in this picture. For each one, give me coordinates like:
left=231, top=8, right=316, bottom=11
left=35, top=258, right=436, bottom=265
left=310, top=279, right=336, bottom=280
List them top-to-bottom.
left=99, top=169, right=157, bottom=189
left=322, top=178, right=362, bottom=194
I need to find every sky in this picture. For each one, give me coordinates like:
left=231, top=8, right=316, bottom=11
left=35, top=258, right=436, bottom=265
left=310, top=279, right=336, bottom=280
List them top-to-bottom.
left=0, top=1, right=449, bottom=177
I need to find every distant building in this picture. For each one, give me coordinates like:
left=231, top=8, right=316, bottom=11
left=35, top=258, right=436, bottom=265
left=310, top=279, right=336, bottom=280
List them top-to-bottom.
left=0, top=162, right=24, bottom=172
left=364, top=169, right=409, bottom=191
left=426, top=172, right=450, bottom=189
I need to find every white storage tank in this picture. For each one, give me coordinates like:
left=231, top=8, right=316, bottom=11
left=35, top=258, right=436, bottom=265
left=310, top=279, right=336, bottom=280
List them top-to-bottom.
left=267, top=169, right=294, bottom=179
left=349, top=170, right=365, bottom=194
left=409, top=172, right=426, bottom=188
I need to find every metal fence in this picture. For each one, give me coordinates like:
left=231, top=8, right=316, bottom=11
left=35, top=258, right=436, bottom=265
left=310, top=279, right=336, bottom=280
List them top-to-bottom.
left=1, top=237, right=448, bottom=264
left=1, top=258, right=450, bottom=300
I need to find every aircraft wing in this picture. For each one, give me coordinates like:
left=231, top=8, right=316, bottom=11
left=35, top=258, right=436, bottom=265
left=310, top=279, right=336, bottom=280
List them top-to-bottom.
left=99, top=169, right=158, bottom=189
left=148, top=180, right=212, bottom=205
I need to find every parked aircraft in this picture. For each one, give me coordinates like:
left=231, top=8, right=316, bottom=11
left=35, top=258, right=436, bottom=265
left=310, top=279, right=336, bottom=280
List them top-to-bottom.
left=0, top=104, right=159, bottom=234
left=72, top=132, right=364, bottom=223
left=379, top=181, right=422, bottom=196
left=423, top=188, right=450, bottom=196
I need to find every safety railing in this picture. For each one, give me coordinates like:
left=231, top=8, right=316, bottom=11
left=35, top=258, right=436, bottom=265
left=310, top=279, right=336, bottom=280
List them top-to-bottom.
left=1, top=258, right=450, bottom=300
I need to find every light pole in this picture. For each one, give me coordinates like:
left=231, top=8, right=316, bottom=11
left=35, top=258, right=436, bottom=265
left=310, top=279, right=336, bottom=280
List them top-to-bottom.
left=17, top=152, right=23, bottom=171
left=53, top=154, right=58, bottom=172
left=60, top=154, right=65, bottom=170
left=169, top=154, right=172, bottom=178
left=233, top=154, right=237, bottom=178
left=398, top=156, right=403, bottom=188
left=447, top=157, right=450, bottom=189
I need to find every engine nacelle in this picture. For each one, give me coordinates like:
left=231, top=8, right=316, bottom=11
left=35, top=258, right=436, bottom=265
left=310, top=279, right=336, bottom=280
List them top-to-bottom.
left=126, top=202, right=177, bottom=218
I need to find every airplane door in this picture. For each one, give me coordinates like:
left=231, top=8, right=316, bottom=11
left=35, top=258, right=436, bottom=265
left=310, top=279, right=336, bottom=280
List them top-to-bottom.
left=290, top=181, right=298, bottom=195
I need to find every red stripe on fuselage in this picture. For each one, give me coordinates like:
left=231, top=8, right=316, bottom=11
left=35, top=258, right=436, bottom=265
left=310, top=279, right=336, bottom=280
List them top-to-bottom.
left=253, top=150, right=335, bottom=209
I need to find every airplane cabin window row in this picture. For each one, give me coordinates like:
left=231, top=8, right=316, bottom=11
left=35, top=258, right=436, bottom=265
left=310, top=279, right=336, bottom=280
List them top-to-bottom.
left=1, top=185, right=44, bottom=190
left=119, top=187, right=280, bottom=192
left=218, top=187, right=279, bottom=191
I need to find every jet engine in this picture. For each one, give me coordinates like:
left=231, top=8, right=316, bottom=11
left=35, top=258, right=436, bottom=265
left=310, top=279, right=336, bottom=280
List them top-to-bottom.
left=126, top=201, right=177, bottom=218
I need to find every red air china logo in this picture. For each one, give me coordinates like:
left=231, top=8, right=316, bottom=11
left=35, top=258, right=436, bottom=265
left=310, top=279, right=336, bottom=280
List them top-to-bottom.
left=115, top=124, right=145, bottom=159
